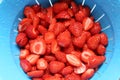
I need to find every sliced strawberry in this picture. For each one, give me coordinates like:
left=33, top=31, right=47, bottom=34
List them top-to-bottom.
left=71, top=1, right=78, bottom=13
left=53, top=2, right=68, bottom=14
left=32, top=4, right=41, bottom=13
left=81, top=6, right=90, bottom=17
left=47, top=7, right=54, bottom=23
left=67, top=8, right=74, bottom=17
left=56, top=11, right=71, bottom=19
left=75, top=11, right=85, bottom=22
left=36, top=12, right=48, bottom=21
left=33, top=15, right=40, bottom=27
left=83, top=17, right=94, bottom=31
left=48, top=18, right=57, bottom=32
left=64, top=19, right=75, bottom=28
left=40, top=20, right=49, bottom=28
left=69, top=22, right=83, bottom=37
left=90, top=22, right=101, bottom=35
left=37, top=25, right=47, bottom=35
left=57, top=30, right=71, bottom=47
left=44, top=31, right=55, bottom=44
left=82, top=31, right=91, bottom=40
left=16, top=32, right=28, bottom=47
left=100, top=33, right=108, bottom=46
left=87, top=34, right=100, bottom=50
left=30, top=38, right=46, bottom=55
left=51, top=40, right=60, bottom=54
left=25, top=43, right=30, bottom=50
left=64, top=43, right=74, bottom=54
left=46, top=44, right=51, bottom=55
left=83, top=44, right=89, bottom=50
left=97, top=44, right=106, bottom=55
left=19, top=49, right=30, bottom=59
left=55, top=51, right=67, bottom=63
left=71, top=51, right=81, bottom=59
left=26, top=54, right=40, bottom=65
left=66, top=54, right=82, bottom=67
left=44, top=56, right=56, bottom=62
left=37, top=58, right=48, bottom=70
left=20, top=59, right=32, bottom=72
left=49, top=61, right=65, bottom=73
left=74, top=63, right=87, bottom=74
left=31, top=66, right=37, bottom=71
left=61, top=66, right=73, bottom=75
left=81, top=69, right=95, bottom=80
left=27, top=70, right=44, bottom=78
left=65, top=73, right=81, bottom=80
left=44, top=76, right=62, bottom=80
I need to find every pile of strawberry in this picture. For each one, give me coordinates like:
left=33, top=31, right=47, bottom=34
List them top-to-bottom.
left=16, top=1, right=108, bottom=80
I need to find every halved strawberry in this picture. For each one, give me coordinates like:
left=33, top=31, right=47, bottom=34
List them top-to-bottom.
left=71, top=1, right=78, bottom=13
left=32, top=4, right=41, bottom=13
left=81, top=6, right=90, bottom=17
left=47, top=7, right=54, bottom=23
left=67, top=8, right=74, bottom=17
left=55, top=11, right=71, bottom=19
left=75, top=11, right=85, bottom=22
left=36, top=12, right=48, bottom=21
left=33, top=15, right=40, bottom=27
left=83, top=17, right=94, bottom=31
left=48, top=18, right=57, bottom=32
left=64, top=19, right=75, bottom=28
left=69, top=22, right=83, bottom=37
left=37, top=25, right=47, bottom=35
left=57, top=30, right=71, bottom=47
left=100, top=33, right=108, bottom=46
left=30, top=38, right=46, bottom=55
left=51, top=40, right=60, bottom=54
left=64, top=43, right=74, bottom=54
left=97, top=44, right=106, bottom=55
left=19, top=49, right=30, bottom=59
left=71, top=51, right=81, bottom=59
left=26, top=54, right=40, bottom=65
left=66, top=54, right=82, bottom=67
left=44, top=56, right=56, bottom=62
left=37, top=58, right=48, bottom=70
left=61, top=66, right=73, bottom=75
left=65, top=73, right=81, bottom=80
left=44, top=76, right=62, bottom=80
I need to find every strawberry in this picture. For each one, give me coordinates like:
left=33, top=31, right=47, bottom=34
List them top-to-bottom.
left=59, top=0, right=73, bottom=4
left=71, top=1, right=78, bottom=13
left=53, top=2, right=68, bottom=14
left=32, top=4, right=41, bottom=13
left=24, top=6, right=35, bottom=19
left=81, top=6, right=90, bottom=17
left=47, top=7, right=54, bottom=23
left=67, top=9, right=74, bottom=17
left=56, top=11, right=71, bottom=19
left=75, top=11, right=85, bottom=22
left=36, top=12, right=48, bottom=21
left=33, top=15, right=40, bottom=27
left=83, top=17, right=94, bottom=31
left=18, top=18, right=32, bottom=32
left=48, top=18, right=57, bottom=32
left=64, top=19, right=75, bottom=28
left=40, top=20, right=49, bottom=28
left=54, top=22, right=66, bottom=36
left=69, top=22, right=83, bottom=37
left=90, top=22, right=102, bottom=35
left=25, top=25, right=38, bottom=39
left=37, top=25, right=47, bottom=35
left=57, top=30, right=71, bottom=47
left=44, top=31, right=55, bottom=44
left=82, top=31, right=91, bottom=40
left=16, top=32, right=28, bottom=47
left=73, top=32, right=87, bottom=48
left=100, top=33, right=108, bottom=46
left=87, top=34, right=100, bottom=50
left=30, top=38, right=46, bottom=55
left=51, top=40, right=60, bottom=54
left=25, top=43, right=30, bottom=50
left=64, top=43, right=74, bottom=54
left=46, top=44, right=51, bottom=55
left=83, top=44, right=89, bottom=50
left=97, top=44, right=106, bottom=55
left=19, top=49, right=30, bottom=59
left=81, top=49, right=96, bottom=63
left=55, top=51, right=67, bottom=63
left=71, top=51, right=81, bottom=59
left=26, top=54, right=40, bottom=65
left=66, top=54, right=82, bottom=67
left=44, top=56, right=56, bottom=62
left=88, top=56, right=106, bottom=68
left=37, top=58, right=48, bottom=70
left=20, top=59, right=32, bottom=72
left=49, top=61, right=65, bottom=73
left=74, top=63, right=87, bottom=74
left=31, top=66, right=37, bottom=71
left=61, top=66, right=73, bottom=75
left=81, top=69, right=95, bottom=80
left=27, top=70, right=44, bottom=78
left=65, top=73, right=81, bottom=80
left=44, top=76, right=62, bottom=80
left=32, top=78, right=43, bottom=80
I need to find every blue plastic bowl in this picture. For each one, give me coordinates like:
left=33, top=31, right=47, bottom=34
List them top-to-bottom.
left=0, top=0, right=120, bottom=80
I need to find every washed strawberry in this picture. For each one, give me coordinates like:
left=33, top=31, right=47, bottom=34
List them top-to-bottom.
left=71, top=1, right=78, bottom=13
left=53, top=2, right=68, bottom=14
left=32, top=4, right=41, bottom=13
left=24, top=6, right=35, bottom=19
left=81, top=6, right=90, bottom=17
left=47, top=7, right=54, bottom=23
left=67, top=9, right=74, bottom=17
left=56, top=11, right=71, bottom=19
left=75, top=11, right=85, bottom=22
left=36, top=12, right=47, bottom=21
left=33, top=15, right=40, bottom=27
left=83, top=17, right=94, bottom=31
left=18, top=18, right=32, bottom=32
left=48, top=18, right=57, bottom=32
left=64, top=19, right=75, bottom=28
left=40, top=20, right=49, bottom=28
left=54, top=22, right=66, bottom=36
left=69, top=22, right=83, bottom=37
left=90, top=22, right=101, bottom=35
left=25, top=25, right=38, bottom=39
left=37, top=25, right=47, bottom=35
left=57, top=30, right=71, bottom=47
left=44, top=31, right=55, bottom=44
left=82, top=31, right=91, bottom=40
left=16, top=32, right=28, bottom=47
left=73, top=32, right=87, bottom=48
left=100, top=33, right=108, bottom=46
left=87, top=34, right=100, bottom=50
left=30, top=38, right=46, bottom=55
left=51, top=40, right=60, bottom=54
left=25, top=43, right=30, bottom=50
left=64, top=43, right=74, bottom=54
left=46, top=44, right=51, bottom=55
left=83, top=44, right=89, bottom=50
left=97, top=44, right=106, bottom=55
left=19, top=49, right=30, bottom=59
left=81, top=49, right=95, bottom=63
left=55, top=51, right=67, bottom=63
left=71, top=51, right=81, bottom=59
left=26, top=54, right=40, bottom=65
left=66, top=54, right=82, bottom=67
left=44, top=56, right=56, bottom=62
left=88, top=56, right=106, bottom=68
left=37, top=58, right=48, bottom=70
left=20, top=59, right=32, bottom=72
left=49, top=61, right=65, bottom=73
left=74, top=63, right=87, bottom=74
left=31, top=66, right=37, bottom=71
left=61, top=66, right=73, bottom=75
left=81, top=69, right=94, bottom=80
left=27, top=70, right=44, bottom=78
left=65, top=73, right=81, bottom=80
left=54, top=74, right=63, bottom=78
left=32, top=78, right=43, bottom=80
